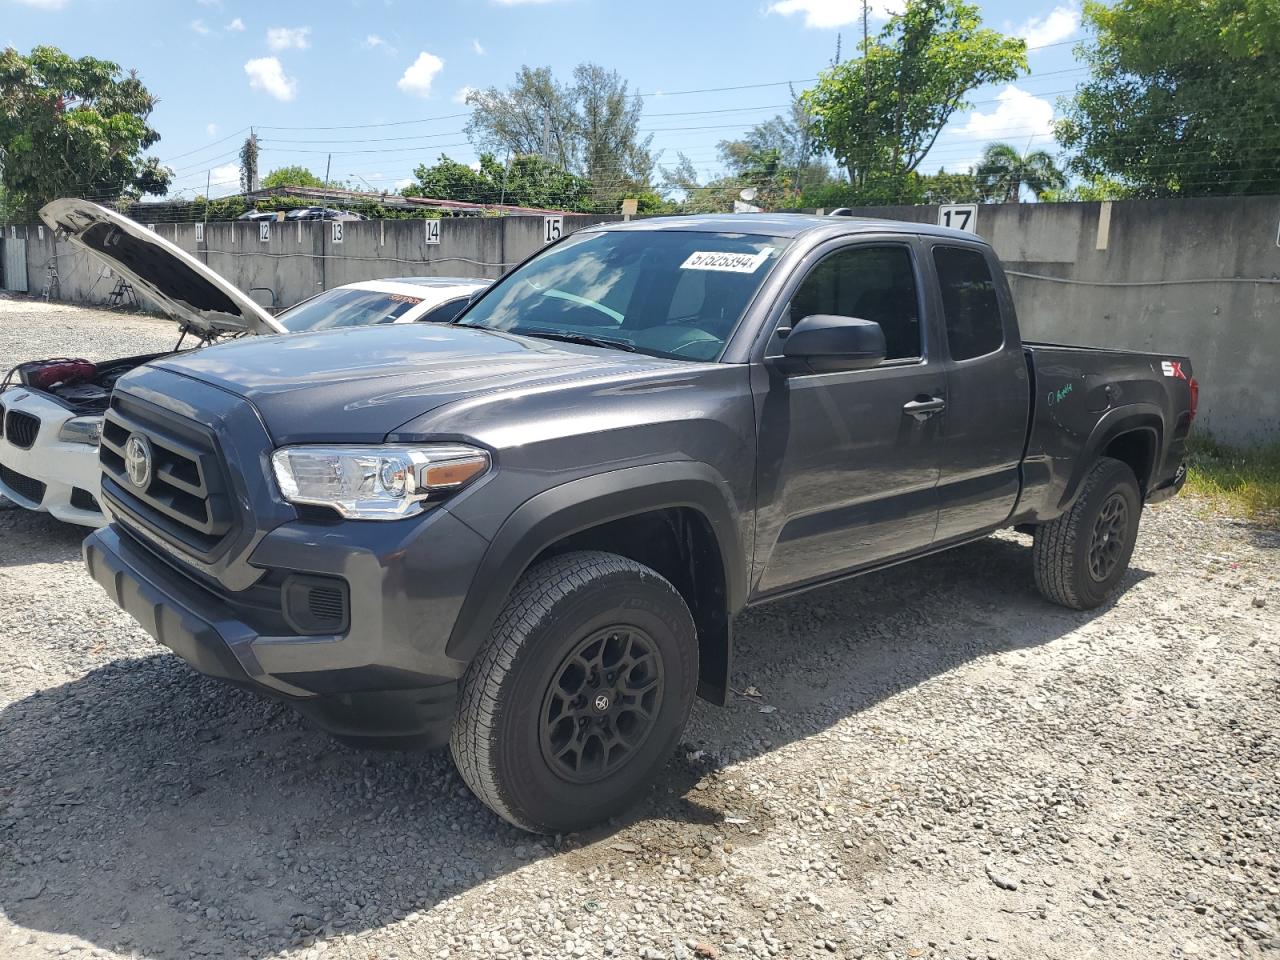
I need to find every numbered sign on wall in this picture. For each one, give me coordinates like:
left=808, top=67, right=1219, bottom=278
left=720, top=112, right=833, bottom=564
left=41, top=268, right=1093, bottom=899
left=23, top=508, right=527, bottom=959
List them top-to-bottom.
left=938, top=204, right=978, bottom=234
left=543, top=216, right=564, bottom=244
left=424, top=219, right=441, bottom=245
left=331, top=220, right=344, bottom=244
left=259, top=221, right=271, bottom=243
left=195, top=222, right=204, bottom=243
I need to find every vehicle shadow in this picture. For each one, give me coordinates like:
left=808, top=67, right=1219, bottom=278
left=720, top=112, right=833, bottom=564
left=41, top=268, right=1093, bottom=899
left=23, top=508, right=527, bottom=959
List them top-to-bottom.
left=0, top=533, right=1151, bottom=958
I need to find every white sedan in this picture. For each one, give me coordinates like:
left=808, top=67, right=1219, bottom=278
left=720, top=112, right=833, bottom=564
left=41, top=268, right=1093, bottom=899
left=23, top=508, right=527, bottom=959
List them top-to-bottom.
left=0, top=199, right=490, bottom=529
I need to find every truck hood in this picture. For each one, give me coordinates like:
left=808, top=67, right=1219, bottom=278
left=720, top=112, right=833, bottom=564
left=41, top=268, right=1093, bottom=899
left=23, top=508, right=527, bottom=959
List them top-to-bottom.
left=39, top=199, right=285, bottom=340
left=150, top=322, right=687, bottom=443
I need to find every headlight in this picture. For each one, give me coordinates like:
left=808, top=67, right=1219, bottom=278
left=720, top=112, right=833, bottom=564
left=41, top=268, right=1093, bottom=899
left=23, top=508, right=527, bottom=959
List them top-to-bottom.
left=58, top=416, right=103, bottom=445
left=270, top=444, right=490, bottom=520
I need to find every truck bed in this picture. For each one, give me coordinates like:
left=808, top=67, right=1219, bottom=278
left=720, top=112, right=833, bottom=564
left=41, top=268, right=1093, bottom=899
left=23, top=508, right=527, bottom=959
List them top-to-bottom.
left=1012, top=342, right=1196, bottom=524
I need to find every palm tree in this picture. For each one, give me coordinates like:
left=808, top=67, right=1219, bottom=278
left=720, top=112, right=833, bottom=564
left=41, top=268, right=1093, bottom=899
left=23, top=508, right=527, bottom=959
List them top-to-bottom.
left=974, top=143, right=1066, bottom=202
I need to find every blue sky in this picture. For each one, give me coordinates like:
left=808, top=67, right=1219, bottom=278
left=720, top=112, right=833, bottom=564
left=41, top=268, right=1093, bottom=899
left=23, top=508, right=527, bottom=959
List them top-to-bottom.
left=3, top=0, right=1087, bottom=198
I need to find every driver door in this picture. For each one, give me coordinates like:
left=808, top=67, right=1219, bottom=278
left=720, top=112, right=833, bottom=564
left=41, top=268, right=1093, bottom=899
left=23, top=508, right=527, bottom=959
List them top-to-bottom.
left=751, top=240, right=946, bottom=595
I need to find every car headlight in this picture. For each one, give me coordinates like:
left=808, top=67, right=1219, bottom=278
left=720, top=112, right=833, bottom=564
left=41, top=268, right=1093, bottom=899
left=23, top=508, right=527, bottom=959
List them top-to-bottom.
left=58, top=416, right=103, bottom=445
left=270, top=444, right=490, bottom=520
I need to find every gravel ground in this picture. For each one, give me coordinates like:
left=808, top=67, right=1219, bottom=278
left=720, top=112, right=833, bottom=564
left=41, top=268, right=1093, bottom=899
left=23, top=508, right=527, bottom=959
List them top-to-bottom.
left=0, top=297, right=1277, bottom=960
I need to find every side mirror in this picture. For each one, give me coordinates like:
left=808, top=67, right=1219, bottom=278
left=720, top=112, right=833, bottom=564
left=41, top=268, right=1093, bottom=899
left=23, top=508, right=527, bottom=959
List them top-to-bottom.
left=781, top=315, right=887, bottom=372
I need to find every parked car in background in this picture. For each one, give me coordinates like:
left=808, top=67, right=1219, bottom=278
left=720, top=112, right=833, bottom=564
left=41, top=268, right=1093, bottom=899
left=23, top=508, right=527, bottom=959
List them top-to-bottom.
left=0, top=199, right=489, bottom=528
left=284, top=206, right=366, bottom=222
left=276, top=277, right=490, bottom=332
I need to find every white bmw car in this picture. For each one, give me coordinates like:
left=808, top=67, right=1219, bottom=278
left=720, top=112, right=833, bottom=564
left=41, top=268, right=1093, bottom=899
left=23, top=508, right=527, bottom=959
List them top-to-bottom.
left=0, top=199, right=489, bottom=528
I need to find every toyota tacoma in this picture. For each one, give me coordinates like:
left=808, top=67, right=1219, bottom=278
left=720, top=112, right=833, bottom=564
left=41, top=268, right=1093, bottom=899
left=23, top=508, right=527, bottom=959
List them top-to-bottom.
left=79, top=212, right=1196, bottom=833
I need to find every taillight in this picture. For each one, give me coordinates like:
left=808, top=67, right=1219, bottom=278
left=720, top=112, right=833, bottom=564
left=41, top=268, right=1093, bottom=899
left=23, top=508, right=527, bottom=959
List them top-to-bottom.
left=1188, top=377, right=1199, bottom=422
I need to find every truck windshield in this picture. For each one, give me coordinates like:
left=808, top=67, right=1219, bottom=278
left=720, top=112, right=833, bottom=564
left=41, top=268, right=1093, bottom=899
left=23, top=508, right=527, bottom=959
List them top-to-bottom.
left=457, top=230, right=790, bottom=361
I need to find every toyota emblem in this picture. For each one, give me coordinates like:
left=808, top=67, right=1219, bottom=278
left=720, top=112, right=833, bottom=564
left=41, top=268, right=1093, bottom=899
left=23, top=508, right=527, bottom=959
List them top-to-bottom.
left=124, top=433, right=153, bottom=490
left=593, top=694, right=611, bottom=712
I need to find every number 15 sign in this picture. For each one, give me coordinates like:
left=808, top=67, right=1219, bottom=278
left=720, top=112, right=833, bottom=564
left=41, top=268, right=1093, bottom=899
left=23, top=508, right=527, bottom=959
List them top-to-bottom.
left=938, top=203, right=978, bottom=233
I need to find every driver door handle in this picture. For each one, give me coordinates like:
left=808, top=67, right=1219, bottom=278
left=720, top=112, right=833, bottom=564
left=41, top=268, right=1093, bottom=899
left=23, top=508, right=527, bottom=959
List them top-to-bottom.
left=903, top=396, right=946, bottom=421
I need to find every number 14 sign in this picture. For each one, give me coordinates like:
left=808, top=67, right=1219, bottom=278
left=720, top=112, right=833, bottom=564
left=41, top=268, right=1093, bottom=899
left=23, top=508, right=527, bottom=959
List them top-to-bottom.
left=938, top=203, right=978, bottom=233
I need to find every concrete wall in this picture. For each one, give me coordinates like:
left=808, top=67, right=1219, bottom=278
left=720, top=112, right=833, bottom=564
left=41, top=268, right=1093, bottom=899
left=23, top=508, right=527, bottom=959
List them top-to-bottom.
left=4, top=199, right=1278, bottom=443
left=2, top=213, right=619, bottom=314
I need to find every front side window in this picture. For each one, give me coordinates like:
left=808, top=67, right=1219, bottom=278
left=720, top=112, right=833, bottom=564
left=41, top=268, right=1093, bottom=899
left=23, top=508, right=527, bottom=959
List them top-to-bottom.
left=458, top=230, right=790, bottom=361
left=786, top=245, right=923, bottom=361
left=933, top=245, right=1004, bottom=361
left=278, top=288, right=424, bottom=332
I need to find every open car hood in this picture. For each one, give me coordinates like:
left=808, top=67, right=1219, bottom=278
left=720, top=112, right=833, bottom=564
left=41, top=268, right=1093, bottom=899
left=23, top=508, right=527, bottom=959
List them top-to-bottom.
left=39, top=199, right=285, bottom=339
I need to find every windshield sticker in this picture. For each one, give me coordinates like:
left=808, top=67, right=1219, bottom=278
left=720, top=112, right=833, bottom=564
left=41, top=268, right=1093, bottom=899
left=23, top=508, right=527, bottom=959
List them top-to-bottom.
left=680, top=250, right=772, bottom=273
left=385, top=295, right=424, bottom=305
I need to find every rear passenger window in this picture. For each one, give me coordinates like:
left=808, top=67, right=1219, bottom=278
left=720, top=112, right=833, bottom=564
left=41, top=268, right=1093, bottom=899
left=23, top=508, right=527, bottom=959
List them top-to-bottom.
left=787, top=245, right=922, bottom=361
left=933, top=246, right=1003, bottom=360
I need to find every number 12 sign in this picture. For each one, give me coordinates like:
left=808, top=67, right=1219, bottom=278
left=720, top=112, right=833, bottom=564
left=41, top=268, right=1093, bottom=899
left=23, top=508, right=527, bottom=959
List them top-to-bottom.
left=938, top=204, right=978, bottom=233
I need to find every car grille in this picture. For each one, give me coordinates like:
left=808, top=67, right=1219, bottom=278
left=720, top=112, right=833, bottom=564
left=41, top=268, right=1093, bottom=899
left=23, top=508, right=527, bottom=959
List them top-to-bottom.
left=98, top=393, right=237, bottom=562
left=4, top=409, right=41, bottom=449
left=0, top=464, right=46, bottom=505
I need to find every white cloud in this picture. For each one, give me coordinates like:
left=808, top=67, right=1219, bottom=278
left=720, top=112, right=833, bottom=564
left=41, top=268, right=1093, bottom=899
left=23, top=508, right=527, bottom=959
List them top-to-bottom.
left=13, top=0, right=67, bottom=6
left=767, top=0, right=902, bottom=29
left=1016, top=4, right=1080, bottom=48
left=226, top=17, right=245, bottom=32
left=189, top=18, right=211, bottom=35
left=266, top=26, right=311, bottom=51
left=363, top=34, right=385, bottom=48
left=472, top=38, right=485, bottom=55
left=397, top=52, right=444, bottom=98
left=244, top=56, right=297, bottom=101
left=453, top=85, right=476, bottom=105
left=955, top=85, right=1055, bottom=141
left=206, top=122, right=218, bottom=136
left=209, top=162, right=242, bottom=197
left=394, top=177, right=415, bottom=190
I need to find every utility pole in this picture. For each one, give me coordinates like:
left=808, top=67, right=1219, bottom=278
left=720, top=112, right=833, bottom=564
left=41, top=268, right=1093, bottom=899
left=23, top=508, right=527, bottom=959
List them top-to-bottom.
left=860, top=0, right=871, bottom=190
left=324, top=153, right=332, bottom=208
left=204, top=168, right=211, bottom=229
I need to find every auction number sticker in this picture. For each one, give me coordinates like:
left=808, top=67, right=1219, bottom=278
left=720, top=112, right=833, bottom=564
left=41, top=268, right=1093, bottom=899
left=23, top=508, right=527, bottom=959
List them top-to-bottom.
left=680, top=250, right=771, bottom=273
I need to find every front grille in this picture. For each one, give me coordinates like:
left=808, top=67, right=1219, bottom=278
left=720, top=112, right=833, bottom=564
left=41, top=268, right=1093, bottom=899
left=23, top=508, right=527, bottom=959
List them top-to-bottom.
left=99, top=393, right=236, bottom=562
left=4, top=409, right=40, bottom=449
left=0, top=464, right=46, bottom=505
left=70, top=486, right=101, bottom=513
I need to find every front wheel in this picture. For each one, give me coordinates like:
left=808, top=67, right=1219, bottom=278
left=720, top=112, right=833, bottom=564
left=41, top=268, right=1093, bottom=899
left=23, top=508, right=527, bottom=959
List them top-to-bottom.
left=1032, top=456, right=1142, bottom=610
left=450, top=551, right=698, bottom=833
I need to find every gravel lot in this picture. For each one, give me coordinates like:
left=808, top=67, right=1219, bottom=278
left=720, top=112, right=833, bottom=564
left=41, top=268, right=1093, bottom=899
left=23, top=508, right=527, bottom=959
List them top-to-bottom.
left=1, top=297, right=1277, bottom=960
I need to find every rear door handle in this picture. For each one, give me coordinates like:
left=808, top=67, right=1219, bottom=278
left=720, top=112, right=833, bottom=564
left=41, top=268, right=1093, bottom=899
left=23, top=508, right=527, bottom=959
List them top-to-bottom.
left=903, top=396, right=946, bottom=421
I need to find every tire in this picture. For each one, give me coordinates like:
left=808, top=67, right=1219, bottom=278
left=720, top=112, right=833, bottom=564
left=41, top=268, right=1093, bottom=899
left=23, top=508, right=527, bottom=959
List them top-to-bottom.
left=1032, top=456, right=1142, bottom=610
left=450, top=550, right=698, bottom=833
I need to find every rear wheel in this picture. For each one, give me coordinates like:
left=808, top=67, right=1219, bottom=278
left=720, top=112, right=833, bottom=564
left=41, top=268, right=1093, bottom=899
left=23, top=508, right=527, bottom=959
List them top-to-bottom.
left=1032, top=456, right=1142, bottom=610
left=450, top=551, right=698, bottom=833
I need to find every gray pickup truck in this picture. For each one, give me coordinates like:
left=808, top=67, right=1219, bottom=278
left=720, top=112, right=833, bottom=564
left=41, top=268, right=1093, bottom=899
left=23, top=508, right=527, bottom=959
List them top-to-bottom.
left=66, top=211, right=1196, bottom=833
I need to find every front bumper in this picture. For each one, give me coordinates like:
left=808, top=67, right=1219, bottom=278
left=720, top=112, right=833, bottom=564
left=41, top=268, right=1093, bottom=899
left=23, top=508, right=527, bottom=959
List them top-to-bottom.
left=0, top=390, right=105, bottom=528
left=84, top=507, right=490, bottom=749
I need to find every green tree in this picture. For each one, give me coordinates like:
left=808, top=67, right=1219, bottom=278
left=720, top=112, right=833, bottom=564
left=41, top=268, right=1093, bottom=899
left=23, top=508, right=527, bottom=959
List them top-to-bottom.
left=802, top=0, right=1026, bottom=197
left=1055, top=0, right=1280, bottom=197
left=0, top=45, right=171, bottom=217
left=465, top=63, right=654, bottom=204
left=717, top=89, right=835, bottom=204
left=238, top=133, right=259, bottom=192
left=973, top=142, right=1066, bottom=201
left=404, top=152, right=592, bottom=211
left=261, top=165, right=323, bottom=189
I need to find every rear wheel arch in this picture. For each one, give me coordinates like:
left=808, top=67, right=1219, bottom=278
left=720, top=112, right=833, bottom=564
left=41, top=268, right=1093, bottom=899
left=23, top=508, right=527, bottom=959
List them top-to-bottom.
left=1059, top=405, right=1163, bottom=511
left=445, top=463, right=745, bottom=704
